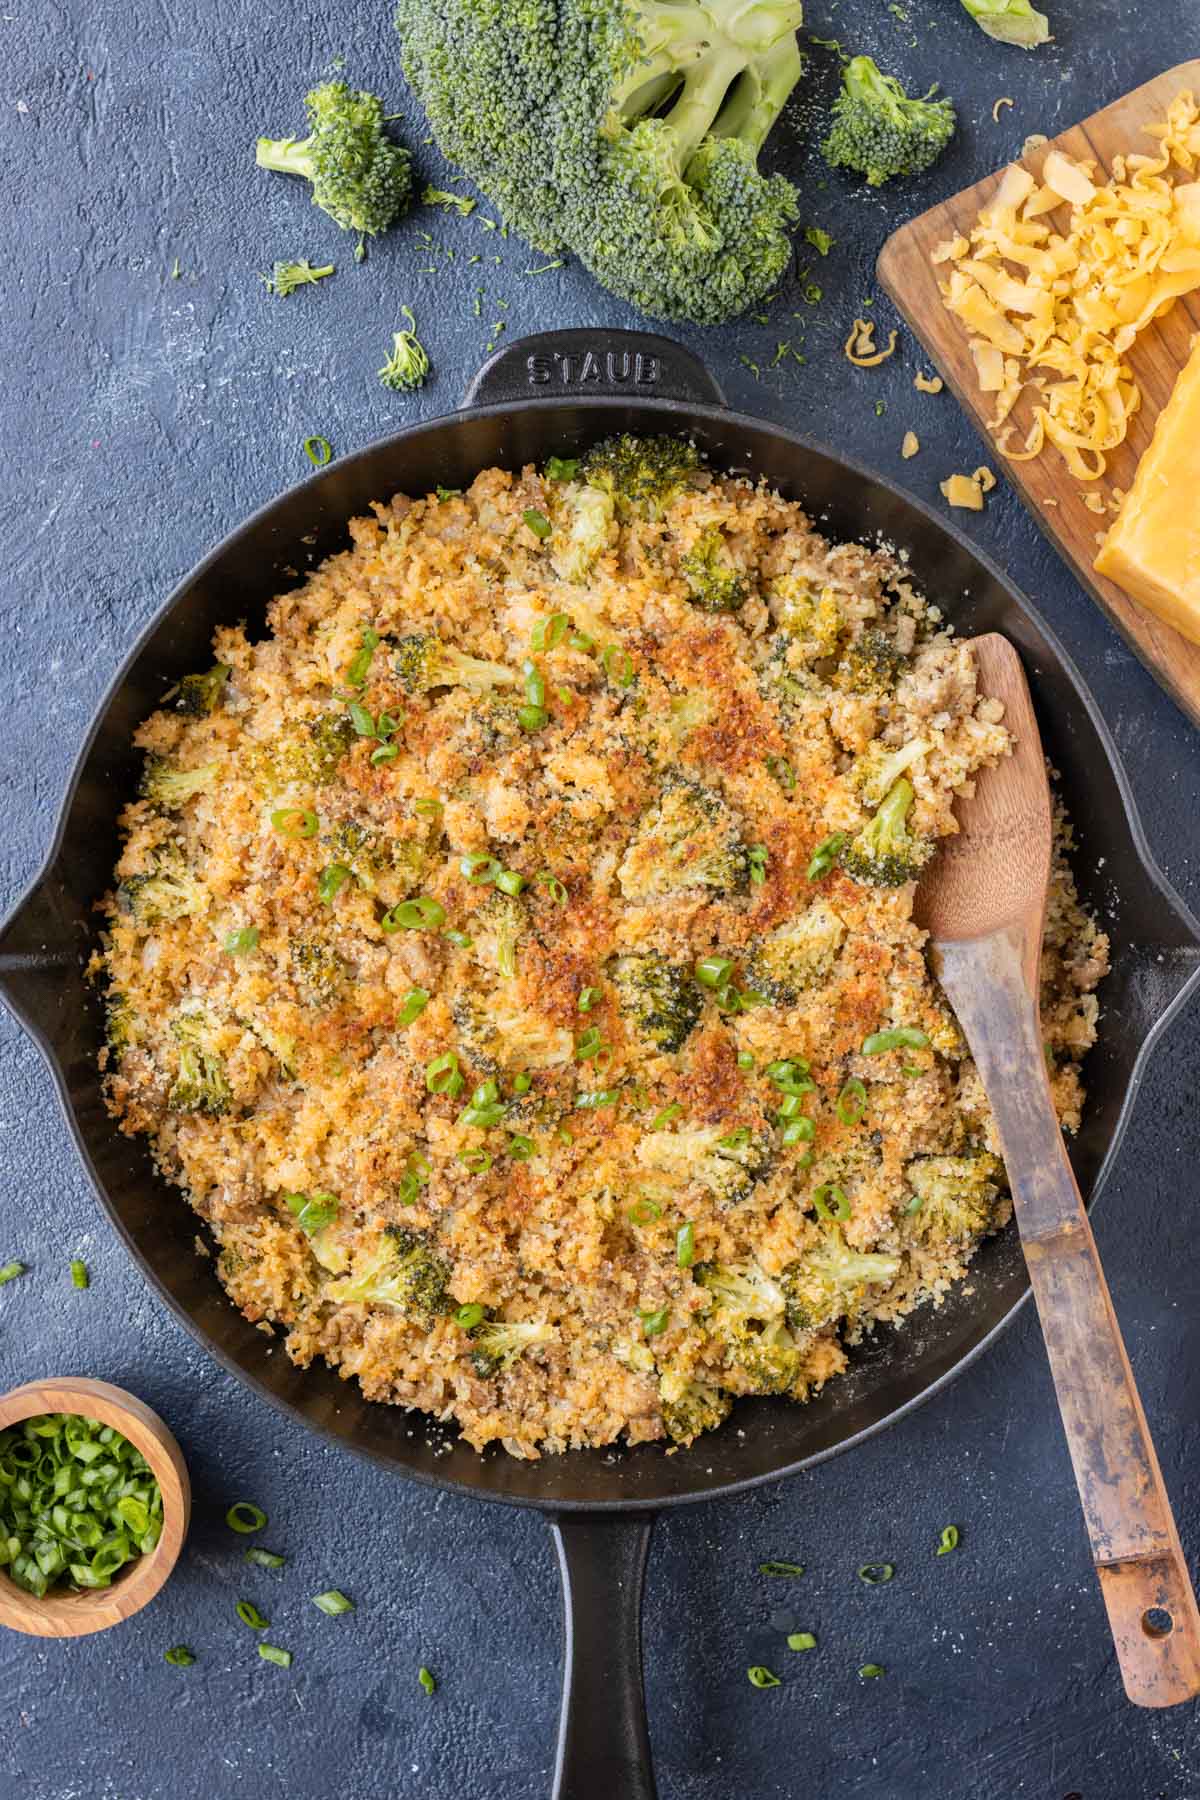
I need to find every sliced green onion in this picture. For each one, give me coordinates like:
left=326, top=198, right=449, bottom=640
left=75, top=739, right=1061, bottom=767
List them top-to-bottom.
left=303, top=436, right=332, bottom=468
left=545, top=456, right=579, bottom=482
left=522, top=508, right=552, bottom=540
left=531, top=612, right=570, bottom=651
left=347, top=627, right=380, bottom=688
left=568, top=631, right=594, bottom=653
left=602, top=645, right=634, bottom=687
left=522, top=659, right=546, bottom=708
left=348, top=701, right=377, bottom=737
left=518, top=704, right=548, bottom=732
left=371, top=742, right=399, bottom=765
left=767, top=756, right=796, bottom=793
left=414, top=797, right=443, bottom=819
left=271, top=807, right=318, bottom=839
left=806, top=832, right=845, bottom=881
left=748, top=845, right=769, bottom=886
left=461, top=853, right=500, bottom=885
left=318, top=863, right=352, bottom=905
left=494, top=868, right=526, bottom=896
left=535, top=871, right=568, bottom=905
left=381, top=896, right=447, bottom=933
left=224, top=926, right=260, bottom=955
left=443, top=928, right=473, bottom=948
left=695, top=955, right=734, bottom=989
left=578, top=987, right=601, bottom=1012
left=398, top=988, right=430, bottom=1027
left=737, top=989, right=769, bottom=1011
left=575, top=1026, right=604, bottom=1061
left=862, top=1027, right=930, bottom=1055
left=425, top=1052, right=462, bottom=1094
left=737, top=1052, right=755, bottom=1072
left=765, top=1058, right=809, bottom=1084
left=902, top=1063, right=924, bottom=1078
left=511, top=1072, right=532, bottom=1095
left=836, top=1078, right=867, bottom=1125
left=576, top=1088, right=619, bottom=1109
left=775, top=1093, right=804, bottom=1120
left=651, top=1104, right=682, bottom=1131
left=780, top=1118, right=814, bottom=1146
left=719, top=1127, right=752, bottom=1149
left=507, top=1134, right=537, bottom=1160
left=457, top=1149, right=493, bottom=1174
left=397, top=1152, right=431, bottom=1205
left=813, top=1184, right=851, bottom=1223
left=285, top=1191, right=338, bottom=1235
left=627, top=1198, right=662, bottom=1227
left=676, top=1222, right=696, bottom=1269
left=70, top=1260, right=89, bottom=1290
left=0, top=1261, right=25, bottom=1286
left=456, top=1303, right=485, bottom=1330
left=640, top=1306, right=669, bottom=1338
left=226, top=1502, right=268, bottom=1534
left=936, top=1525, right=959, bottom=1555
left=244, top=1547, right=286, bottom=1569
left=758, top=1561, right=805, bottom=1577
left=857, top=1563, right=894, bottom=1585
left=312, top=1589, right=354, bottom=1616
left=237, top=1599, right=270, bottom=1630
left=787, top=1633, right=817, bottom=1652
left=258, top=1644, right=292, bottom=1668
left=165, top=1646, right=195, bottom=1667
left=858, top=1663, right=885, bottom=1678
left=418, top=1666, right=437, bottom=1696
left=747, top=1666, right=781, bottom=1689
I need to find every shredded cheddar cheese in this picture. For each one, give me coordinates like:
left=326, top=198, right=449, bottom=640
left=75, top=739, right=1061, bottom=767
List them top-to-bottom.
left=992, top=97, right=1014, bottom=124
left=844, top=319, right=899, bottom=367
left=914, top=370, right=944, bottom=393
left=901, top=431, right=920, bottom=459
left=973, top=466, right=997, bottom=492
left=941, top=474, right=985, bottom=510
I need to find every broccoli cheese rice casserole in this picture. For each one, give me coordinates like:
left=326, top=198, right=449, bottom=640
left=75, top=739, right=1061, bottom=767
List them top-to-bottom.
left=97, top=437, right=1108, bottom=1457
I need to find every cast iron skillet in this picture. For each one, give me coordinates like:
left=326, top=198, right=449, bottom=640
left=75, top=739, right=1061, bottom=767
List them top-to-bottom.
left=2, top=330, right=1198, bottom=1797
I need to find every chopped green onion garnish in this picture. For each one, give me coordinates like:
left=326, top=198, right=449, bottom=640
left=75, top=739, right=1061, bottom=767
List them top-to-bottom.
left=303, top=436, right=332, bottom=468
left=544, top=457, right=579, bottom=482
left=522, top=508, right=552, bottom=540
left=531, top=612, right=570, bottom=651
left=347, top=627, right=380, bottom=688
left=602, top=645, right=634, bottom=686
left=522, top=659, right=546, bottom=708
left=348, top=701, right=377, bottom=737
left=518, top=704, right=548, bottom=731
left=371, top=742, right=399, bottom=765
left=767, top=756, right=796, bottom=793
left=414, top=797, right=443, bottom=819
left=270, top=807, right=318, bottom=839
left=806, top=832, right=845, bottom=881
left=748, top=845, right=769, bottom=886
left=461, top=852, right=500, bottom=885
left=317, top=863, right=352, bottom=905
left=494, top=868, right=526, bottom=896
left=535, top=871, right=567, bottom=904
left=381, top=896, right=447, bottom=932
left=223, top=926, right=260, bottom=955
left=443, top=928, right=473, bottom=948
left=695, top=956, right=734, bottom=989
left=576, top=987, right=601, bottom=1014
left=398, top=988, right=430, bottom=1027
left=575, top=1026, right=604, bottom=1061
left=862, top=1027, right=930, bottom=1055
left=425, top=1052, right=462, bottom=1095
left=737, top=1052, right=755, bottom=1072
left=902, top=1063, right=924, bottom=1078
left=511, top=1072, right=532, bottom=1095
left=836, top=1078, right=867, bottom=1125
left=575, top=1087, right=619, bottom=1109
left=651, top=1103, right=682, bottom=1131
left=780, top=1118, right=814, bottom=1146
left=507, top=1134, right=537, bottom=1160
left=457, top=1149, right=493, bottom=1173
left=813, top=1184, right=851, bottom=1222
left=285, top=1191, right=338, bottom=1235
left=627, top=1198, right=662, bottom=1227
left=676, top=1222, right=696, bottom=1269
left=70, top=1260, right=89, bottom=1290
left=0, top=1262, right=25, bottom=1286
left=455, top=1303, right=485, bottom=1330
left=640, top=1306, right=669, bottom=1338
left=226, top=1502, right=268, bottom=1534
left=936, top=1525, right=959, bottom=1555
left=245, top=1547, right=286, bottom=1569
left=758, top=1560, right=805, bottom=1577
left=857, top=1563, right=894, bottom=1585
left=312, top=1589, right=354, bottom=1616
left=237, top=1599, right=270, bottom=1630
left=787, top=1633, right=817, bottom=1652
left=258, top=1644, right=292, bottom=1668
left=165, top=1645, right=195, bottom=1667
left=858, top=1663, right=885, bottom=1678
left=418, top=1666, right=437, bottom=1696
left=747, top=1666, right=781, bottom=1689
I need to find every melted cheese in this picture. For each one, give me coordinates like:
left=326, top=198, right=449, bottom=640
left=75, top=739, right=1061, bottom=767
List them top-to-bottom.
left=1094, top=335, right=1200, bottom=643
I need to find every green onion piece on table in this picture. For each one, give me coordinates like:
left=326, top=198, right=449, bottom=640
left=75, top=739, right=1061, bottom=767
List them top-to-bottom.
left=303, top=436, right=332, bottom=468
left=70, top=1260, right=89, bottom=1289
left=0, top=1262, right=24, bottom=1286
left=226, top=1501, right=268, bottom=1534
left=936, top=1525, right=960, bottom=1555
left=245, top=1547, right=286, bottom=1569
left=758, top=1560, right=805, bottom=1577
left=857, top=1562, right=894, bottom=1585
left=312, top=1589, right=355, bottom=1616
left=237, top=1599, right=270, bottom=1630
left=787, top=1632, right=817, bottom=1651
left=259, top=1644, right=292, bottom=1668
left=165, top=1646, right=196, bottom=1667
left=858, top=1663, right=886, bottom=1678
left=418, top=1666, right=437, bottom=1695
left=747, top=1666, right=781, bottom=1689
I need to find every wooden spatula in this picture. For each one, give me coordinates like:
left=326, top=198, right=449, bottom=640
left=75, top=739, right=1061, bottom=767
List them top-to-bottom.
left=915, top=633, right=1200, bottom=1708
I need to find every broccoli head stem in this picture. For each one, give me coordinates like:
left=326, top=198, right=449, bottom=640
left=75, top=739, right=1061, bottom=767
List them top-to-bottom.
left=255, top=135, right=315, bottom=179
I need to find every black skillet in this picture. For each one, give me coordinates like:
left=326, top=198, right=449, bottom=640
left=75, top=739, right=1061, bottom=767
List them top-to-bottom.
left=2, top=330, right=1197, bottom=1798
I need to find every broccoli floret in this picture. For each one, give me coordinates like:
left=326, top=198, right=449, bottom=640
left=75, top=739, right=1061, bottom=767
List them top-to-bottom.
left=958, top=0, right=1050, bottom=48
left=394, top=1, right=806, bottom=324
left=822, top=56, right=956, bottom=188
left=256, top=81, right=413, bottom=254
left=422, top=185, right=476, bottom=216
left=262, top=259, right=335, bottom=297
left=379, top=306, right=429, bottom=392
left=580, top=435, right=702, bottom=519
left=550, top=482, right=617, bottom=584
left=680, top=528, right=748, bottom=613
left=768, top=575, right=842, bottom=662
left=835, top=628, right=906, bottom=697
left=393, top=635, right=516, bottom=696
left=175, top=664, right=230, bottom=716
left=256, top=711, right=356, bottom=792
left=849, top=737, right=932, bottom=810
left=139, top=757, right=219, bottom=810
left=618, top=776, right=751, bottom=902
left=840, top=779, right=932, bottom=888
left=323, top=821, right=424, bottom=898
left=118, top=846, right=208, bottom=925
left=470, top=888, right=526, bottom=982
left=744, top=899, right=846, bottom=1006
left=290, top=941, right=346, bottom=1007
left=611, top=952, right=703, bottom=1054
left=451, top=992, right=572, bottom=1074
left=104, top=993, right=137, bottom=1059
left=168, top=1011, right=231, bottom=1116
left=637, top=1124, right=772, bottom=1208
left=904, top=1152, right=1004, bottom=1246
left=323, top=1226, right=450, bottom=1323
left=781, top=1229, right=901, bottom=1332
left=696, top=1258, right=788, bottom=1330
left=726, top=1316, right=805, bottom=1395
left=469, top=1317, right=556, bottom=1378
left=658, top=1368, right=732, bottom=1444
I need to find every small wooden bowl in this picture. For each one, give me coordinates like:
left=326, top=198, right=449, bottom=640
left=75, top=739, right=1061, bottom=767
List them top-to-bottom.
left=0, top=1376, right=190, bottom=1638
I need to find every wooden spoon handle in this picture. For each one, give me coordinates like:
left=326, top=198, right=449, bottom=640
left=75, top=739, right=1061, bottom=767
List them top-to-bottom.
left=937, top=926, right=1200, bottom=1707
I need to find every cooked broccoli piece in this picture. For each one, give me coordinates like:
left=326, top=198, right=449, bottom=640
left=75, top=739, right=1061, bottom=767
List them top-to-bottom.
left=958, top=0, right=1050, bottom=48
left=394, top=1, right=806, bottom=325
left=822, top=56, right=955, bottom=188
left=256, top=81, right=413, bottom=254
left=422, top=185, right=477, bottom=216
left=262, top=259, right=335, bottom=297
left=379, top=306, right=430, bottom=392
left=580, top=435, right=702, bottom=519
left=550, top=482, right=617, bottom=584
left=680, top=528, right=748, bottom=613
left=768, top=575, right=842, bottom=662
left=835, top=628, right=906, bottom=697
left=393, top=635, right=516, bottom=696
left=175, top=664, right=230, bottom=716
left=256, top=711, right=357, bottom=791
left=849, top=737, right=932, bottom=810
left=139, top=757, right=219, bottom=810
left=618, top=776, right=751, bottom=902
left=840, top=780, right=932, bottom=888
left=323, top=821, right=424, bottom=898
left=117, top=846, right=208, bottom=925
left=470, top=888, right=527, bottom=982
left=744, top=899, right=846, bottom=1006
left=290, top=941, right=346, bottom=1007
left=611, top=951, right=703, bottom=1054
left=451, top=991, right=572, bottom=1074
left=104, top=993, right=137, bottom=1058
left=168, top=1011, right=231, bottom=1116
left=247, top=1016, right=299, bottom=1080
left=637, top=1124, right=772, bottom=1207
left=905, top=1152, right=1004, bottom=1246
left=323, top=1226, right=450, bottom=1323
left=781, top=1228, right=901, bottom=1332
left=696, top=1257, right=788, bottom=1330
left=726, top=1316, right=805, bottom=1395
left=469, top=1317, right=556, bottom=1378
left=658, top=1368, right=732, bottom=1444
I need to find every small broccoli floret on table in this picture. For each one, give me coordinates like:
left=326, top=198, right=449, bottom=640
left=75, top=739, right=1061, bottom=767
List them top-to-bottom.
left=822, top=55, right=956, bottom=188
left=256, top=81, right=413, bottom=254
left=262, top=259, right=335, bottom=298
left=378, top=307, right=429, bottom=392
left=580, top=435, right=702, bottom=519
left=680, top=528, right=748, bottom=613
left=768, top=576, right=843, bottom=662
left=393, top=636, right=516, bottom=696
left=175, top=664, right=230, bottom=716
left=849, top=737, right=932, bottom=810
left=139, top=757, right=219, bottom=811
left=618, top=776, right=751, bottom=902
left=840, top=779, right=932, bottom=888
left=118, top=845, right=208, bottom=925
left=745, top=900, right=846, bottom=1006
left=611, top=952, right=703, bottom=1054
left=168, top=1011, right=231, bottom=1116
left=639, top=1125, right=772, bottom=1208
left=904, top=1153, right=1005, bottom=1247
left=324, top=1227, right=450, bottom=1324
left=781, top=1229, right=901, bottom=1332
left=469, top=1317, right=556, bottom=1378
left=658, top=1367, right=733, bottom=1444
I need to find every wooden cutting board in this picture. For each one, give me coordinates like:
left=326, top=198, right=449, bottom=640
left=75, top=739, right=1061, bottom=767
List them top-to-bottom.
left=877, top=60, right=1200, bottom=729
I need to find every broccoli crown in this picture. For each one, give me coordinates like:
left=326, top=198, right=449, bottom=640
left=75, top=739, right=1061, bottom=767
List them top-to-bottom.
left=959, top=0, right=1050, bottom=49
left=394, top=1, right=806, bottom=324
left=822, top=55, right=956, bottom=188
left=256, top=81, right=413, bottom=244
left=263, top=259, right=336, bottom=298
left=379, top=306, right=429, bottom=392
left=581, top=434, right=702, bottom=517
left=680, top=527, right=748, bottom=613
left=768, top=576, right=842, bottom=662
left=835, top=627, right=906, bottom=697
left=393, top=635, right=516, bottom=696
left=176, top=664, right=230, bottom=716
left=256, top=711, right=356, bottom=791
left=849, top=737, right=931, bottom=809
left=139, top=757, right=219, bottom=811
left=618, top=775, right=751, bottom=902
left=840, top=779, right=932, bottom=888
left=323, top=820, right=424, bottom=897
left=117, top=846, right=208, bottom=925
left=470, top=888, right=527, bottom=982
left=744, top=899, right=846, bottom=1006
left=291, top=940, right=346, bottom=1007
left=611, top=951, right=703, bottom=1054
left=104, top=993, right=136, bottom=1058
left=168, top=1011, right=231, bottom=1116
left=639, top=1124, right=772, bottom=1208
left=905, top=1152, right=1004, bottom=1246
left=324, top=1226, right=450, bottom=1323
left=781, top=1228, right=901, bottom=1331
left=696, top=1257, right=787, bottom=1330
left=726, top=1315, right=804, bottom=1395
left=469, top=1317, right=555, bottom=1378
left=658, top=1369, right=732, bottom=1444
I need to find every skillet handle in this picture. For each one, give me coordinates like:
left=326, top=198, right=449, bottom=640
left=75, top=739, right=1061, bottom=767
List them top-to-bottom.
left=463, top=329, right=726, bottom=411
left=548, top=1512, right=658, bottom=1800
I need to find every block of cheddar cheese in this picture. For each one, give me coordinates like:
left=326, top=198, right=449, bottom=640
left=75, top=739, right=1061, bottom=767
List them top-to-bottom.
left=1094, top=335, right=1200, bottom=645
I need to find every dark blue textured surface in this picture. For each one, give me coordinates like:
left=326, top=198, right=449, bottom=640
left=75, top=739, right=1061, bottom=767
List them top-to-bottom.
left=4, top=4, right=1200, bottom=1796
